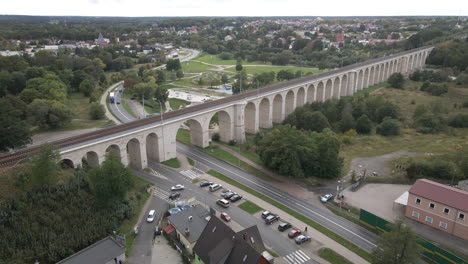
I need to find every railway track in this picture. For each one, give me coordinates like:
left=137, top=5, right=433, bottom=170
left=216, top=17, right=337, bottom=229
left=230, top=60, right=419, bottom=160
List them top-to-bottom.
left=0, top=45, right=434, bottom=167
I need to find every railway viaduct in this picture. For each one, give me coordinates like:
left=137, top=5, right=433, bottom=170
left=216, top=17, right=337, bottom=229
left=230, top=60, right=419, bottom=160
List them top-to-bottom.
left=0, top=46, right=434, bottom=169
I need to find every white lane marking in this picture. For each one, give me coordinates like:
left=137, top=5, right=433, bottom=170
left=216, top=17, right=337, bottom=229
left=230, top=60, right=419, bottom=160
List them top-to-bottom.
left=113, top=103, right=131, bottom=122
left=183, top=148, right=377, bottom=248
left=298, top=250, right=310, bottom=260
left=293, top=251, right=307, bottom=262
left=285, top=255, right=297, bottom=264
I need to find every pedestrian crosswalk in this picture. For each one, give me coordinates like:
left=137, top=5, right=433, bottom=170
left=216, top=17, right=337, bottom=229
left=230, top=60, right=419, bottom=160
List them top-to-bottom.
left=180, top=167, right=205, bottom=180
left=153, top=188, right=170, bottom=202
left=283, top=250, right=312, bottom=264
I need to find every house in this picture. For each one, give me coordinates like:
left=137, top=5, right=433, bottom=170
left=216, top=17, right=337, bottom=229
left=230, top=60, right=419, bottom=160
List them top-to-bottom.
left=405, top=179, right=468, bottom=240
left=166, top=205, right=211, bottom=254
left=193, top=216, right=271, bottom=264
left=56, top=236, right=125, bottom=264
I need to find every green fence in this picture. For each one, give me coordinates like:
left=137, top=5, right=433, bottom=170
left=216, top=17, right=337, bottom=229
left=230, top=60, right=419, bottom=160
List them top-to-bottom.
left=359, top=209, right=468, bottom=264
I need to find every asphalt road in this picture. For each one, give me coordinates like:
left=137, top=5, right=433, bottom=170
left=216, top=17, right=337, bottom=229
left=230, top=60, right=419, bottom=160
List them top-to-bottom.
left=175, top=143, right=379, bottom=253
left=135, top=164, right=320, bottom=264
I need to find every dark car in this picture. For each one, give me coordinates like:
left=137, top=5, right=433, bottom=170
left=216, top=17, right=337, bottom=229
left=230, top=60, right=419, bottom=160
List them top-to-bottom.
left=116, top=101, right=121, bottom=104
left=199, top=180, right=213, bottom=187
left=169, top=192, right=180, bottom=200
left=222, top=192, right=235, bottom=199
left=229, top=194, right=242, bottom=202
left=261, top=211, right=272, bottom=219
left=265, top=214, right=280, bottom=225
left=278, top=222, right=292, bottom=232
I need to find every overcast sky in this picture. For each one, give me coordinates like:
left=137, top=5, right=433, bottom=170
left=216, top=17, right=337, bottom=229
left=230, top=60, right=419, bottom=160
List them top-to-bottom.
left=2, top=0, right=467, bottom=17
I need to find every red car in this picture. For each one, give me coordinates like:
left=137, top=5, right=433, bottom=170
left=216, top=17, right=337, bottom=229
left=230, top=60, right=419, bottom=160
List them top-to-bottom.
left=220, top=212, right=231, bottom=222
left=288, top=228, right=302, bottom=238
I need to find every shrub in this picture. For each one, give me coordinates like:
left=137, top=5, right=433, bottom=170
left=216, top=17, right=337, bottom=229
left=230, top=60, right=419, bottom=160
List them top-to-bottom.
left=218, top=52, right=233, bottom=60
left=387, top=73, right=405, bottom=89
left=463, top=101, right=468, bottom=108
left=89, top=102, right=105, bottom=120
left=415, top=114, right=445, bottom=134
left=448, top=114, right=468, bottom=128
left=356, top=115, right=372, bottom=134
left=376, top=118, right=401, bottom=136
left=228, top=139, right=237, bottom=146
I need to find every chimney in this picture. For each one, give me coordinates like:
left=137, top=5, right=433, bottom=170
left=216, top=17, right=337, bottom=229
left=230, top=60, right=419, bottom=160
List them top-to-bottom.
left=188, top=216, right=193, bottom=221
left=185, top=228, right=190, bottom=237
left=243, top=232, right=247, bottom=240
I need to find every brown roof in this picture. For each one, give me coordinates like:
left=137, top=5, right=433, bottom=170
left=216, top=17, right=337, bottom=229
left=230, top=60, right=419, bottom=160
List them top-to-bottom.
left=409, top=179, right=468, bottom=212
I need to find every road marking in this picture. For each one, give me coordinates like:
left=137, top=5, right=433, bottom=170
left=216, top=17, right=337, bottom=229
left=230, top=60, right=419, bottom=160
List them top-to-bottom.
left=181, top=147, right=377, bottom=248
left=180, top=170, right=199, bottom=180
left=284, top=250, right=312, bottom=264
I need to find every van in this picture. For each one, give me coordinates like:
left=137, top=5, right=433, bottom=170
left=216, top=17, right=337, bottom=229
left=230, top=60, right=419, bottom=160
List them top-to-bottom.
left=209, top=184, right=222, bottom=192
left=217, top=199, right=230, bottom=208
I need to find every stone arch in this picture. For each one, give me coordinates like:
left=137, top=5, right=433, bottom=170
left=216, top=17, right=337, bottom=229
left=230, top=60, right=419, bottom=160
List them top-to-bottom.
left=408, top=55, right=414, bottom=72
left=385, top=62, right=391, bottom=80
left=380, top=63, right=386, bottom=82
left=376, top=65, right=382, bottom=83
left=369, top=67, right=375, bottom=86
left=363, top=68, right=370, bottom=89
left=356, top=70, right=363, bottom=91
left=340, top=75, right=348, bottom=97
left=333, top=77, right=340, bottom=98
left=324, top=79, right=332, bottom=100
left=307, top=84, right=316, bottom=103
left=296, top=87, right=306, bottom=107
left=285, top=90, right=295, bottom=116
left=272, top=94, right=283, bottom=123
left=259, top=98, right=271, bottom=129
left=244, top=102, right=257, bottom=134
left=209, top=111, right=232, bottom=143
left=146, top=133, right=160, bottom=163
left=127, top=138, right=142, bottom=169
left=106, top=144, right=121, bottom=160
left=83, top=151, right=99, bottom=168
left=60, top=159, right=74, bottom=169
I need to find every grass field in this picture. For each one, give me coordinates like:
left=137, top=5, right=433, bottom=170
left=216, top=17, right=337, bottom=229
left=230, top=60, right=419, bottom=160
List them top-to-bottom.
left=194, top=53, right=267, bottom=66
left=181, top=61, right=216, bottom=73
left=225, top=65, right=324, bottom=75
left=169, top=98, right=190, bottom=110
left=176, top=129, right=191, bottom=145
left=161, top=158, right=181, bottom=168
left=238, top=200, right=263, bottom=214
left=318, top=248, right=354, bottom=264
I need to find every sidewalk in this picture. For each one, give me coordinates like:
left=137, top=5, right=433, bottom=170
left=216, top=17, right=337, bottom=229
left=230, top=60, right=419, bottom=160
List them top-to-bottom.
left=198, top=172, right=371, bottom=264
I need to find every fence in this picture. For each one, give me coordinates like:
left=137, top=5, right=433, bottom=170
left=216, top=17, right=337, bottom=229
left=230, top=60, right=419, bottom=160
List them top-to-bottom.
left=359, top=209, right=468, bottom=264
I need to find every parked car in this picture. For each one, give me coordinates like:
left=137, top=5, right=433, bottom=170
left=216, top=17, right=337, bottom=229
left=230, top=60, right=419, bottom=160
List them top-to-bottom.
left=116, top=101, right=121, bottom=104
left=199, top=180, right=213, bottom=187
left=171, top=184, right=185, bottom=191
left=209, top=184, right=222, bottom=192
left=221, top=189, right=231, bottom=194
left=222, top=192, right=235, bottom=199
left=169, top=193, right=180, bottom=200
left=229, top=194, right=242, bottom=202
left=321, top=194, right=333, bottom=203
left=216, top=199, right=230, bottom=208
left=147, top=209, right=156, bottom=223
left=261, top=211, right=273, bottom=219
left=220, top=212, right=231, bottom=222
left=265, top=214, right=280, bottom=225
left=278, top=222, right=292, bottom=232
left=288, top=228, right=302, bottom=238
left=295, top=235, right=311, bottom=244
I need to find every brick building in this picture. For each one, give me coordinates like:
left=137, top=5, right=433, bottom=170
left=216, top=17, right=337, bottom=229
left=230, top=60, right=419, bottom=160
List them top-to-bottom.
left=405, top=179, right=468, bottom=240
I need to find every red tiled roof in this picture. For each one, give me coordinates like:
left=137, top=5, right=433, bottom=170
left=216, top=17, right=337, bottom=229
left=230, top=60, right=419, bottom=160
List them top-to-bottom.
left=409, top=179, right=468, bottom=211
left=163, top=224, right=176, bottom=234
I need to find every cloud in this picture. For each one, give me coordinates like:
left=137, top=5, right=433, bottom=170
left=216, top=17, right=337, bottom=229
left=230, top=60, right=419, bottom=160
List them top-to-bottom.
left=88, top=0, right=99, bottom=4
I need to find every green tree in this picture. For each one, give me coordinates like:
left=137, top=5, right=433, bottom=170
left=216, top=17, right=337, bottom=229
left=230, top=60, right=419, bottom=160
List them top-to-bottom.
left=235, top=58, right=243, bottom=72
left=166, top=59, right=181, bottom=71
left=176, top=70, right=184, bottom=78
left=387, top=73, right=405, bottom=89
left=221, top=74, right=228, bottom=84
left=79, top=78, right=95, bottom=97
left=133, top=82, right=156, bottom=99
left=154, top=86, right=169, bottom=103
left=0, top=98, right=31, bottom=151
left=27, top=99, right=73, bottom=128
left=89, top=102, right=105, bottom=120
left=377, top=102, right=400, bottom=123
left=338, top=104, right=356, bottom=133
left=412, top=104, right=427, bottom=123
left=356, top=114, right=372, bottom=134
left=415, top=114, right=445, bottom=134
left=376, top=118, right=401, bottom=136
left=310, top=129, right=343, bottom=179
left=30, top=144, right=60, bottom=190
left=88, top=152, right=135, bottom=205
left=372, top=219, right=420, bottom=264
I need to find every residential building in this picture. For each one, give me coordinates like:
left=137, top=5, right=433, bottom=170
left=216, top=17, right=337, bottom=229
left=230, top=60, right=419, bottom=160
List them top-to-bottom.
left=405, top=179, right=468, bottom=240
left=166, top=205, right=211, bottom=254
left=193, top=215, right=271, bottom=264
left=56, top=236, right=125, bottom=264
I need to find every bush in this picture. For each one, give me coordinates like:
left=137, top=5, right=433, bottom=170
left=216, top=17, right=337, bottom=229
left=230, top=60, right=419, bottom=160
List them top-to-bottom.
left=218, top=52, right=233, bottom=60
left=387, top=73, right=405, bottom=89
left=420, top=83, right=448, bottom=96
left=462, top=101, right=468, bottom=108
left=89, top=102, right=105, bottom=120
left=415, top=114, right=445, bottom=134
left=448, top=114, right=468, bottom=128
left=356, top=115, right=372, bottom=134
left=376, top=118, right=401, bottom=136
left=228, top=139, right=237, bottom=146
left=406, top=158, right=459, bottom=180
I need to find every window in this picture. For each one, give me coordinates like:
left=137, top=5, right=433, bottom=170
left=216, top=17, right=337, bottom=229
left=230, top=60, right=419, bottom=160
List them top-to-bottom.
left=415, top=198, right=421, bottom=204
left=429, top=203, right=435, bottom=209
left=443, top=208, right=450, bottom=214
left=412, top=211, right=420, bottom=219
left=459, top=213, right=465, bottom=220
left=425, top=216, right=433, bottom=224
left=439, top=221, right=447, bottom=229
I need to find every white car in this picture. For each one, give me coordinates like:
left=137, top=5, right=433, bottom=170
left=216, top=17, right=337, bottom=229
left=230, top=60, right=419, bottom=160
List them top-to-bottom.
left=171, top=184, right=185, bottom=191
left=321, top=194, right=333, bottom=203
left=147, top=210, right=156, bottom=223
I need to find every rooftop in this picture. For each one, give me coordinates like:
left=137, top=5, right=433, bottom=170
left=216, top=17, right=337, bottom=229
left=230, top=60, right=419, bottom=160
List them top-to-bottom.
left=409, top=179, right=468, bottom=212
left=167, top=205, right=210, bottom=244
left=56, top=236, right=125, bottom=264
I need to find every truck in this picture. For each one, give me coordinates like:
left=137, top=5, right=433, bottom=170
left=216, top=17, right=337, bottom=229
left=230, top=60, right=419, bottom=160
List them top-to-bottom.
left=110, top=92, right=115, bottom=104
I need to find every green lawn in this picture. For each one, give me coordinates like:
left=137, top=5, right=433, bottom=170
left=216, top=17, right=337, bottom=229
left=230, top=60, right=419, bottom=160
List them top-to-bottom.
left=194, top=53, right=267, bottom=66
left=181, top=61, right=216, bottom=73
left=225, top=65, right=324, bottom=75
left=121, top=89, right=138, bottom=118
left=169, top=98, right=190, bottom=110
left=176, top=129, right=191, bottom=145
left=187, top=157, right=195, bottom=166
left=161, top=158, right=181, bottom=168
left=207, top=170, right=373, bottom=263
left=238, top=200, right=263, bottom=214
left=318, top=248, right=354, bottom=264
